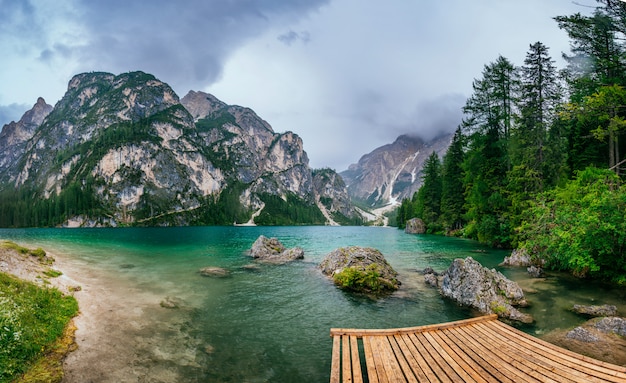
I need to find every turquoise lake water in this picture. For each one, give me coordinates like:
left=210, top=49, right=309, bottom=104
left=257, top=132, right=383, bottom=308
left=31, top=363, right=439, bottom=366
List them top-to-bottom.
left=1, top=226, right=625, bottom=382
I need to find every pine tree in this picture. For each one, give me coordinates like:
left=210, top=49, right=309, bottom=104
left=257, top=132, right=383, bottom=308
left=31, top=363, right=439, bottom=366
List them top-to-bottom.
left=440, top=127, right=466, bottom=231
left=414, top=152, right=442, bottom=231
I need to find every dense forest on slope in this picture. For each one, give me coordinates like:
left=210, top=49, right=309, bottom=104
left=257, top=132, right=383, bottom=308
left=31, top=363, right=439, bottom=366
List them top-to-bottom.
left=398, top=0, right=626, bottom=283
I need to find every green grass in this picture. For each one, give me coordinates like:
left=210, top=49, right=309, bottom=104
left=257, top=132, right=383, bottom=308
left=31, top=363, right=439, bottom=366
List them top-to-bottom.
left=0, top=242, right=50, bottom=265
left=0, top=272, right=78, bottom=382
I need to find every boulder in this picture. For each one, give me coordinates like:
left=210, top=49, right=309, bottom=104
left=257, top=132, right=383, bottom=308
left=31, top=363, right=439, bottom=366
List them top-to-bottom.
left=405, top=218, right=426, bottom=234
left=249, top=235, right=304, bottom=263
left=320, top=246, right=399, bottom=294
left=500, top=248, right=531, bottom=267
left=439, top=257, right=533, bottom=323
left=527, top=265, right=544, bottom=278
left=572, top=304, right=618, bottom=318
left=594, top=317, right=626, bottom=336
left=566, top=327, right=599, bottom=342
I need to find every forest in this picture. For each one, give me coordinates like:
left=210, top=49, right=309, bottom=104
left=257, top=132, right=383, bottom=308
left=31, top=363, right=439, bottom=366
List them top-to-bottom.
left=397, top=0, right=626, bottom=284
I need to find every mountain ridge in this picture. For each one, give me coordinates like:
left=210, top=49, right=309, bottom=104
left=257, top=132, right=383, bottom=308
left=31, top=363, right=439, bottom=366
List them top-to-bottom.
left=0, top=71, right=360, bottom=227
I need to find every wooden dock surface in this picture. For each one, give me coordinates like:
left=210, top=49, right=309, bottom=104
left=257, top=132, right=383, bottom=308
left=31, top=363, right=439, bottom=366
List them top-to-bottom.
left=330, top=314, right=626, bottom=382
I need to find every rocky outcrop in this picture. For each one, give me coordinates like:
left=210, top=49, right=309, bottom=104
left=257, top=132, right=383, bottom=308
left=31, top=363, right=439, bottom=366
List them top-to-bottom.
left=0, top=73, right=359, bottom=227
left=0, top=97, right=53, bottom=180
left=340, top=134, right=452, bottom=207
left=312, top=168, right=361, bottom=225
left=405, top=218, right=426, bottom=234
left=249, top=235, right=304, bottom=263
left=320, top=246, right=399, bottom=294
left=500, top=249, right=531, bottom=267
left=501, top=249, right=545, bottom=278
left=429, top=257, right=532, bottom=323
left=572, top=304, right=618, bottom=318
left=544, top=317, right=626, bottom=366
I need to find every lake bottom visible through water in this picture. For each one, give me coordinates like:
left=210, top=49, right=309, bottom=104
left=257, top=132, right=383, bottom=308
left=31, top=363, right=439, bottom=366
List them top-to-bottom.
left=1, top=226, right=624, bottom=382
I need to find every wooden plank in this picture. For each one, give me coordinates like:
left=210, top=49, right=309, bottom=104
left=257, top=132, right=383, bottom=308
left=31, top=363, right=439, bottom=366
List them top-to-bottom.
left=330, top=314, right=498, bottom=337
left=487, top=320, right=626, bottom=381
left=479, top=321, right=623, bottom=383
left=470, top=322, right=582, bottom=383
left=459, top=324, right=554, bottom=383
left=446, top=326, right=526, bottom=383
left=429, top=329, right=493, bottom=383
left=421, top=330, right=479, bottom=382
left=410, top=332, right=462, bottom=382
left=394, top=334, right=439, bottom=383
left=330, top=335, right=341, bottom=383
left=342, top=335, right=353, bottom=383
left=386, top=335, right=419, bottom=383
left=349, top=336, right=363, bottom=383
left=361, top=336, right=381, bottom=383
left=367, top=336, right=393, bottom=383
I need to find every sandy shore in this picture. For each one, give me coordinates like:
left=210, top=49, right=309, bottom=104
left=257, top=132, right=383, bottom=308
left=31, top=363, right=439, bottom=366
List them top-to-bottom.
left=2, top=244, right=210, bottom=382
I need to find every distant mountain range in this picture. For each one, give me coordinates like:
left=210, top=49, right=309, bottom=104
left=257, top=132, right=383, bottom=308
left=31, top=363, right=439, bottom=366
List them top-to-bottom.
left=0, top=71, right=453, bottom=227
left=340, top=134, right=452, bottom=207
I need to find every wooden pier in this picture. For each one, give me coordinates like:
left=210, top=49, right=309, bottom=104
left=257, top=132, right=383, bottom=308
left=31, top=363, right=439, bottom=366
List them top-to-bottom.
left=330, top=314, right=626, bottom=382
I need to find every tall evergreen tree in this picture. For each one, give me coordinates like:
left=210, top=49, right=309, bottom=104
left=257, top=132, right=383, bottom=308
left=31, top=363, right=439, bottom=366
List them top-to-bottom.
left=440, top=127, right=466, bottom=231
left=414, top=152, right=442, bottom=231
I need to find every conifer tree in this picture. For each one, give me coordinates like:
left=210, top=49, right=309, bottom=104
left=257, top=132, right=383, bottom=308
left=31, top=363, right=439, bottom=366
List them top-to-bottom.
left=440, top=127, right=466, bottom=231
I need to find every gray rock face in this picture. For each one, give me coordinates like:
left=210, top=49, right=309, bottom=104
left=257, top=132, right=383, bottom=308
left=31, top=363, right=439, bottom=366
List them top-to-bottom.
left=0, top=97, right=53, bottom=179
left=340, top=134, right=452, bottom=206
left=405, top=218, right=426, bottom=234
left=249, top=235, right=304, bottom=263
left=319, top=246, right=399, bottom=293
left=500, top=249, right=531, bottom=267
left=439, top=257, right=532, bottom=323
left=572, top=304, right=618, bottom=318
left=594, top=317, right=626, bottom=336
left=566, top=327, right=599, bottom=342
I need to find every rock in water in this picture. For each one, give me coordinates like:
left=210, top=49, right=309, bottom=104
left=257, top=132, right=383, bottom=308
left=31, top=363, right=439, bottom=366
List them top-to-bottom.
left=404, top=218, right=426, bottom=234
left=249, top=235, right=304, bottom=263
left=319, top=246, right=399, bottom=294
left=500, top=249, right=532, bottom=267
left=439, top=257, right=533, bottom=323
left=199, top=267, right=230, bottom=277
left=572, top=304, right=618, bottom=318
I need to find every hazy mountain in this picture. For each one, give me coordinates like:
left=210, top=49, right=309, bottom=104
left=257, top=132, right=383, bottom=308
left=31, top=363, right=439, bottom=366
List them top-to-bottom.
left=340, top=133, right=452, bottom=207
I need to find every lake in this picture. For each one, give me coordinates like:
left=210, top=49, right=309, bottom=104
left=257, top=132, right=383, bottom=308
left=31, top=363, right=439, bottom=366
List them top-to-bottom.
left=1, top=226, right=624, bottom=382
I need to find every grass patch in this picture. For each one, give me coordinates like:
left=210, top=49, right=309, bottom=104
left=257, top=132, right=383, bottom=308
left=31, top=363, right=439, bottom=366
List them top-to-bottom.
left=0, top=241, right=51, bottom=265
left=333, top=264, right=398, bottom=294
left=42, top=270, right=63, bottom=278
left=0, top=272, right=78, bottom=383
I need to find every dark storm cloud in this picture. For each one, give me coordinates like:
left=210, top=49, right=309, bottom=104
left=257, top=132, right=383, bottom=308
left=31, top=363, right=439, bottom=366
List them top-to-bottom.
left=69, top=0, right=329, bottom=93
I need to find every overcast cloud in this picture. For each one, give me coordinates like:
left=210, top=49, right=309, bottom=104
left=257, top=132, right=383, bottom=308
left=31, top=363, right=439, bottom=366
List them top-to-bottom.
left=0, top=0, right=592, bottom=170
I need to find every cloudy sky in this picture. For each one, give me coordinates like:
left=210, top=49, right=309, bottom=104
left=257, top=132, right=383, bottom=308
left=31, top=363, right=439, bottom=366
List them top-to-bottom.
left=0, top=0, right=593, bottom=170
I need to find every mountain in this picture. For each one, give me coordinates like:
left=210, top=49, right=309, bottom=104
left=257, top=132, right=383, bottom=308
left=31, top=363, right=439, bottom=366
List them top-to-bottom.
left=0, top=71, right=360, bottom=227
left=340, top=134, right=452, bottom=207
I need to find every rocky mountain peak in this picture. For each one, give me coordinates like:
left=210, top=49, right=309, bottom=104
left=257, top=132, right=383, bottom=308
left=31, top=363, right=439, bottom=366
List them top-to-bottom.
left=180, top=90, right=227, bottom=120
left=341, top=133, right=452, bottom=207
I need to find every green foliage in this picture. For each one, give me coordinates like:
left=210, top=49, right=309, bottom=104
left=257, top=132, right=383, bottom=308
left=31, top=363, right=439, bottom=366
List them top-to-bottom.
left=195, top=109, right=238, bottom=133
left=518, top=167, right=626, bottom=282
left=332, top=264, right=396, bottom=293
left=0, top=272, right=78, bottom=382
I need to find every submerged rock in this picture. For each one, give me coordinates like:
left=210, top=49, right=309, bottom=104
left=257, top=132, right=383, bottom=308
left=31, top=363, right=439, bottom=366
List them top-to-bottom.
left=404, top=218, right=426, bottom=234
left=249, top=235, right=304, bottom=263
left=320, top=246, right=399, bottom=294
left=438, top=257, right=533, bottom=323
left=527, top=265, right=544, bottom=278
left=199, top=266, right=230, bottom=277
left=160, top=296, right=184, bottom=309
left=572, top=304, right=618, bottom=318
